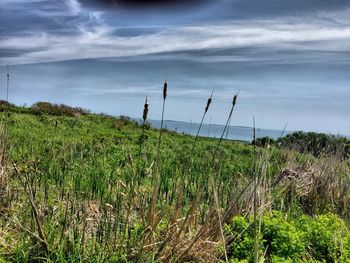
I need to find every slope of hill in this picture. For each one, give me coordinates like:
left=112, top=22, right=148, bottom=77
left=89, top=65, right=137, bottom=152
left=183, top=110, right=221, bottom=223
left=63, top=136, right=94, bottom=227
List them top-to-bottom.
left=0, top=103, right=349, bottom=262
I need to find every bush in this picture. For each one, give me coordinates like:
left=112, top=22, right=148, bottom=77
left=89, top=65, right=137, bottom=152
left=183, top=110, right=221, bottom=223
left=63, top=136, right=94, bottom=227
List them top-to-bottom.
left=0, top=100, right=15, bottom=112
left=31, top=102, right=89, bottom=117
left=115, top=115, right=134, bottom=130
left=277, top=131, right=350, bottom=158
left=252, top=137, right=276, bottom=147
left=226, top=211, right=350, bottom=262
left=261, top=212, right=305, bottom=259
left=298, top=213, right=350, bottom=262
left=225, top=215, right=261, bottom=261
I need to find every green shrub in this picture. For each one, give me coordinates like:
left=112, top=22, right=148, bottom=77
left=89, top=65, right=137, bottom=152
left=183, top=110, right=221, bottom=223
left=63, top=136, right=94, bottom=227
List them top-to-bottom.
left=0, top=100, right=15, bottom=112
left=31, top=101, right=89, bottom=116
left=278, top=131, right=350, bottom=158
left=252, top=136, right=276, bottom=147
left=261, top=211, right=305, bottom=259
left=226, top=212, right=350, bottom=262
left=298, top=213, right=350, bottom=262
left=226, top=215, right=263, bottom=261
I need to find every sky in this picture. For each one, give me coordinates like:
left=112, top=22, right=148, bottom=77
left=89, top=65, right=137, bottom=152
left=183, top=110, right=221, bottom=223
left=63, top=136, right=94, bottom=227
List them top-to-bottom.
left=0, top=0, right=349, bottom=135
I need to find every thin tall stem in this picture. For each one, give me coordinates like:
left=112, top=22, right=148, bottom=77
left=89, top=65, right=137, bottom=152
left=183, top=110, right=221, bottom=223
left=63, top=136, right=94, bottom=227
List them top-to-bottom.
left=6, top=65, right=9, bottom=103
left=149, top=80, right=167, bottom=225
left=191, top=88, right=214, bottom=152
left=210, top=93, right=238, bottom=166
left=155, top=95, right=166, bottom=167
left=136, top=96, right=149, bottom=185
left=253, top=117, right=259, bottom=263
left=279, top=122, right=288, bottom=139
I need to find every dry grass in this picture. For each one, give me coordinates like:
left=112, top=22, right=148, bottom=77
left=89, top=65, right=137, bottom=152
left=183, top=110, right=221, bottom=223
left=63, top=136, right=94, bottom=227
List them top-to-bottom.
left=275, top=151, right=350, bottom=217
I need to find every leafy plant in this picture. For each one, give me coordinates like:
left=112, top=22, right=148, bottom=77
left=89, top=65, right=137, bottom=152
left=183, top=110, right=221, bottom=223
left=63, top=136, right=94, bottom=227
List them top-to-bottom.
left=226, top=211, right=350, bottom=262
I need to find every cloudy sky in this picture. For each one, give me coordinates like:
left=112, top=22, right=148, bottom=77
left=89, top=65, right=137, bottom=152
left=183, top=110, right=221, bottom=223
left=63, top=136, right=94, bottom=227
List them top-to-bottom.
left=0, top=0, right=349, bottom=134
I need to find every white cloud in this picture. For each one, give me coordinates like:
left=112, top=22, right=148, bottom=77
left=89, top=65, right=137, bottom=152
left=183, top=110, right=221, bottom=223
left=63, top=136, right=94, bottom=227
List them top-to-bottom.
left=64, top=0, right=81, bottom=16
left=2, top=14, right=350, bottom=65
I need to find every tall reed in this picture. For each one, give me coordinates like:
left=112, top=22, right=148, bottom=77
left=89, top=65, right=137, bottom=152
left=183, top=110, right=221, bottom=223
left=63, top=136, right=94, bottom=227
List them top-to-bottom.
left=6, top=65, right=9, bottom=103
left=149, top=80, right=167, bottom=224
left=136, top=81, right=167, bottom=261
left=191, top=88, right=214, bottom=152
left=153, top=89, right=215, bottom=259
left=179, top=93, right=239, bottom=260
left=211, top=93, right=238, bottom=165
left=136, top=96, right=149, bottom=184
left=252, top=117, right=259, bottom=263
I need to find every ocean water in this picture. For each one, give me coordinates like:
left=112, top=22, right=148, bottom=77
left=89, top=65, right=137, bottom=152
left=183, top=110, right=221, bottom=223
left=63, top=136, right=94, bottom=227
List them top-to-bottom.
left=145, top=119, right=291, bottom=142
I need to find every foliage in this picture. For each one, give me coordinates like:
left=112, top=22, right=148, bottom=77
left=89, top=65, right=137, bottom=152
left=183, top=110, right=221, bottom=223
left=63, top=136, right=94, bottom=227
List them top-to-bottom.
left=0, top=100, right=15, bottom=112
left=31, top=101, right=90, bottom=116
left=0, top=103, right=349, bottom=262
left=0, top=108, right=256, bottom=262
left=277, top=131, right=350, bottom=158
left=252, top=136, right=276, bottom=147
left=226, top=211, right=350, bottom=262
left=298, top=213, right=350, bottom=262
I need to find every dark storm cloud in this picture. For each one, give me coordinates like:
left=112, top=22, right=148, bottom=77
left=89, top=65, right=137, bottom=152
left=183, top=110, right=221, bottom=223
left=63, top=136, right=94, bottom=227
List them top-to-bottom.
left=79, top=0, right=210, bottom=9
left=79, top=0, right=350, bottom=13
left=227, top=0, right=350, bottom=15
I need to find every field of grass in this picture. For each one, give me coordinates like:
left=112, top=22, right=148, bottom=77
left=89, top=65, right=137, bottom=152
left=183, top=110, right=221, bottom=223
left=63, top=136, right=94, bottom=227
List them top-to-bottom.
left=0, top=102, right=349, bottom=262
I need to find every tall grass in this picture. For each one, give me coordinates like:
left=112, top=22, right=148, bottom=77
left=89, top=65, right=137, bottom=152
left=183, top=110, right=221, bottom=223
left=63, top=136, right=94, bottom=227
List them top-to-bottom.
left=0, top=81, right=349, bottom=262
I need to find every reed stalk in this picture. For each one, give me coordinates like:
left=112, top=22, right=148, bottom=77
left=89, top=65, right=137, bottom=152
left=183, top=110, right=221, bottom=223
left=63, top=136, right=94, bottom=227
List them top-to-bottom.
left=6, top=65, right=9, bottom=103
left=149, top=80, right=167, bottom=224
left=136, top=81, right=167, bottom=261
left=191, top=88, right=214, bottom=152
left=210, top=93, right=238, bottom=166
left=136, top=96, right=149, bottom=186
left=253, top=117, right=259, bottom=263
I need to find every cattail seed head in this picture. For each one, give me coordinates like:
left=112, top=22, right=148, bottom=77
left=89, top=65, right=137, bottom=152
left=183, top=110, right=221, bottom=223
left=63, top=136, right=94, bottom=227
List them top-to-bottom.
left=163, top=81, right=168, bottom=100
left=205, top=88, right=214, bottom=113
left=232, top=94, right=238, bottom=107
left=205, top=96, right=212, bottom=113
left=143, top=97, right=149, bottom=121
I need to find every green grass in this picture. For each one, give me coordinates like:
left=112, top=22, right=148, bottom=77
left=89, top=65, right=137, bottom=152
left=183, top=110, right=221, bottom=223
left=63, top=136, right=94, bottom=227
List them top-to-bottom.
left=0, top=106, right=349, bottom=262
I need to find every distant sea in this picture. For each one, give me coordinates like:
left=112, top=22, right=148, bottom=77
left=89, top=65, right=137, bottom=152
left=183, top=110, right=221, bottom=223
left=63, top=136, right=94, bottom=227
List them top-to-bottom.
left=140, top=119, right=292, bottom=142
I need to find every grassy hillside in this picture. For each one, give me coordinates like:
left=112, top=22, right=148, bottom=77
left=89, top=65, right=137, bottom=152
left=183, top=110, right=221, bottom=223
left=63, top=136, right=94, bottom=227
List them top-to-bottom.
left=0, top=103, right=349, bottom=262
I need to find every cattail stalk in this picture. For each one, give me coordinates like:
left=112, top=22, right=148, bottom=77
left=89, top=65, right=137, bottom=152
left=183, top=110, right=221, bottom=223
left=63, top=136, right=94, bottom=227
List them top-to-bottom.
left=6, top=65, right=9, bottom=103
left=137, top=80, right=167, bottom=261
left=156, top=80, right=167, bottom=164
left=149, top=81, right=167, bottom=222
left=191, top=88, right=214, bottom=152
left=154, top=89, right=214, bottom=260
left=225, top=91, right=239, bottom=139
left=179, top=93, right=239, bottom=258
left=207, top=93, right=238, bottom=257
left=210, top=93, right=238, bottom=164
left=136, top=97, right=149, bottom=184
left=123, top=98, right=149, bottom=248
left=253, top=117, right=259, bottom=263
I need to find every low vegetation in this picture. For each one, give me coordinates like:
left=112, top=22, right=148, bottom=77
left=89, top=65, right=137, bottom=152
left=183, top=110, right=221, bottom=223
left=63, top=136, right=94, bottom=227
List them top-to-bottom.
left=0, top=100, right=349, bottom=262
left=254, top=131, right=350, bottom=159
left=226, top=212, right=350, bottom=262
